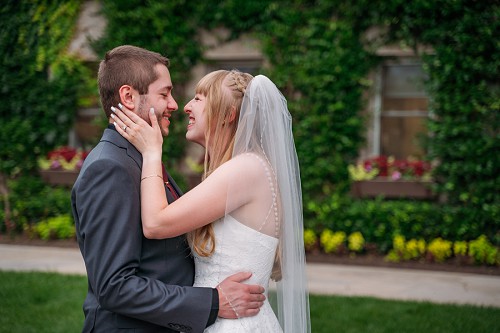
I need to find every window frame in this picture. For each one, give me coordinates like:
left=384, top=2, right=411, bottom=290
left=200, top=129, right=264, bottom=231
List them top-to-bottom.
left=369, top=57, right=430, bottom=158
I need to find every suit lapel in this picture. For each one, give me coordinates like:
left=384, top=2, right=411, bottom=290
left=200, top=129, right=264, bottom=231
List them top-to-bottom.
left=101, top=127, right=183, bottom=199
left=101, top=128, right=143, bottom=169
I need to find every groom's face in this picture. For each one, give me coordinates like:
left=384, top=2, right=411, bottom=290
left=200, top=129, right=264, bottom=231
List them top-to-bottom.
left=136, top=64, right=178, bottom=137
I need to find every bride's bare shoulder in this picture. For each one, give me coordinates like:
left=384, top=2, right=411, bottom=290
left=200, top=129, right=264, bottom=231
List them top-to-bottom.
left=214, top=153, right=269, bottom=179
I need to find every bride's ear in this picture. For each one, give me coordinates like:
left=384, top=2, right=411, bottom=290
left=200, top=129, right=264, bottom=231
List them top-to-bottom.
left=118, top=85, right=136, bottom=110
left=227, top=106, right=237, bottom=124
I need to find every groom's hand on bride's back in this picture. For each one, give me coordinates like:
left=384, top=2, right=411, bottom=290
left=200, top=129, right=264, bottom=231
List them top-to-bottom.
left=216, top=272, right=266, bottom=319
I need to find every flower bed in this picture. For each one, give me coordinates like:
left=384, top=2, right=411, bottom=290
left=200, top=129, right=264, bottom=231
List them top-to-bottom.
left=38, top=146, right=90, bottom=186
left=348, top=156, right=435, bottom=199
left=305, top=228, right=500, bottom=270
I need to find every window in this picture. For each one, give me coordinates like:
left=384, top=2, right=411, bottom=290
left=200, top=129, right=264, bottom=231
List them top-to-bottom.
left=371, top=59, right=429, bottom=159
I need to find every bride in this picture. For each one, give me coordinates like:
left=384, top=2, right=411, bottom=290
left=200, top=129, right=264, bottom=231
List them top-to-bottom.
left=113, top=70, right=310, bottom=332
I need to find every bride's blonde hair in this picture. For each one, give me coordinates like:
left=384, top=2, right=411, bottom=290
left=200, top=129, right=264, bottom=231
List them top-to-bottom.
left=187, top=69, right=253, bottom=257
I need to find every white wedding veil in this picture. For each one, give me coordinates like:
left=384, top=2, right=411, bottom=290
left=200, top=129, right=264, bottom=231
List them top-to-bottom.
left=227, top=75, right=311, bottom=332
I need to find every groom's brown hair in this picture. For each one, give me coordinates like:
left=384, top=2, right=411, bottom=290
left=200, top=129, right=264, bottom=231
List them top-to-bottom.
left=98, top=45, right=169, bottom=118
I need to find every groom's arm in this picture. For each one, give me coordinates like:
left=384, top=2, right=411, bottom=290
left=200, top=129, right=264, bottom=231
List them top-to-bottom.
left=75, top=156, right=214, bottom=333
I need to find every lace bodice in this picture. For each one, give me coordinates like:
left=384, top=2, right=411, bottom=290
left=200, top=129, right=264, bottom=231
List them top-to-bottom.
left=193, top=215, right=282, bottom=332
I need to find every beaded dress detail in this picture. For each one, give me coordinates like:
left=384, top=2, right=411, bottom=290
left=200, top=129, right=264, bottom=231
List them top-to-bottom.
left=193, top=154, right=283, bottom=332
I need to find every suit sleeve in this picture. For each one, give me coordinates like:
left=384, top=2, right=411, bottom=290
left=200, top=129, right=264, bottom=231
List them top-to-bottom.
left=74, top=156, right=213, bottom=332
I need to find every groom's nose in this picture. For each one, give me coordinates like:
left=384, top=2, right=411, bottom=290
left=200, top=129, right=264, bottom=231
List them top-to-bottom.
left=168, top=95, right=178, bottom=111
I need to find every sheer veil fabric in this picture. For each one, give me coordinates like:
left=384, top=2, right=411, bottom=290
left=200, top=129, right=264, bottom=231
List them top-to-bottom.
left=226, top=75, right=311, bottom=332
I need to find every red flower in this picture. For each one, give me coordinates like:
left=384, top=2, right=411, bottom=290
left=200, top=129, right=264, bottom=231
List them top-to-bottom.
left=40, top=146, right=91, bottom=171
left=47, top=146, right=77, bottom=163
left=362, top=156, right=432, bottom=180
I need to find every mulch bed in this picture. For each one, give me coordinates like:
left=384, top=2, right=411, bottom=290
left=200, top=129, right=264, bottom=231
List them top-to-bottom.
left=0, top=235, right=79, bottom=249
left=1, top=235, right=499, bottom=276
left=307, top=252, right=500, bottom=276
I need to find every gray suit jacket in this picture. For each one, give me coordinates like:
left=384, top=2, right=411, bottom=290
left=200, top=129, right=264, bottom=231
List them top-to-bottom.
left=71, top=128, right=215, bottom=333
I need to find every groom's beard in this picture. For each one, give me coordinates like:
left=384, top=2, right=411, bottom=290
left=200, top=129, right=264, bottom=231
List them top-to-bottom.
left=137, top=95, right=168, bottom=137
left=137, top=95, right=149, bottom=122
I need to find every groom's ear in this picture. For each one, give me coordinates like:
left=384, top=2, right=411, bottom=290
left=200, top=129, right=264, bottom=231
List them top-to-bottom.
left=118, top=85, right=136, bottom=111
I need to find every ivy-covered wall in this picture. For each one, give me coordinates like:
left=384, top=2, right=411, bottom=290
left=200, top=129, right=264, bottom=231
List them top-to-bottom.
left=0, top=0, right=88, bottom=231
left=0, top=0, right=90, bottom=170
left=93, top=0, right=500, bottom=244
left=94, top=0, right=375, bottom=199
left=1, top=1, right=498, bottom=246
left=93, top=1, right=203, bottom=172
left=329, top=1, right=499, bottom=244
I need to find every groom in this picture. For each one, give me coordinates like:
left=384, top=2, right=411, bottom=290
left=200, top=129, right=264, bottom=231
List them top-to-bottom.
left=71, top=45, right=264, bottom=333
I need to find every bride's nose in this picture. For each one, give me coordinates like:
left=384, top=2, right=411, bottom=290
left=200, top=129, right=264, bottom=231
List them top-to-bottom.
left=184, top=100, right=193, bottom=114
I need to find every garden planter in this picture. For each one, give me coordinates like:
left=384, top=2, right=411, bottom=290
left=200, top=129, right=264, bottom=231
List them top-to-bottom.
left=39, top=170, right=79, bottom=187
left=351, top=178, right=435, bottom=199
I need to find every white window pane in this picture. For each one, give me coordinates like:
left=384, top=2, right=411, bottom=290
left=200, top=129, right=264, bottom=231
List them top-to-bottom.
left=383, top=64, right=427, bottom=97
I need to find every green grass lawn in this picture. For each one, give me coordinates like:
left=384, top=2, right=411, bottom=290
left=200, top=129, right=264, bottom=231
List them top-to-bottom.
left=0, top=270, right=499, bottom=333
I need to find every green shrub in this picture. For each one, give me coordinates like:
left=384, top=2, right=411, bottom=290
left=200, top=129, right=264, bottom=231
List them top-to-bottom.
left=0, top=176, right=71, bottom=233
left=307, top=198, right=500, bottom=252
left=34, top=215, right=75, bottom=240
left=304, top=229, right=317, bottom=251
left=320, top=230, right=346, bottom=254
left=347, top=231, right=365, bottom=253
left=385, top=235, right=426, bottom=262
left=468, top=235, right=499, bottom=265
left=427, top=238, right=453, bottom=263
left=404, top=239, right=427, bottom=260
left=453, top=241, right=468, bottom=257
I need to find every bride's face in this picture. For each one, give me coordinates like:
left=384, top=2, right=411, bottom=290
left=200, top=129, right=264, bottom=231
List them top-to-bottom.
left=184, top=93, right=207, bottom=147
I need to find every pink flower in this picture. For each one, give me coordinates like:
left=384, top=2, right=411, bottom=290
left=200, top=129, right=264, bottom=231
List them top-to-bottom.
left=50, top=160, right=62, bottom=170
left=391, top=171, right=402, bottom=180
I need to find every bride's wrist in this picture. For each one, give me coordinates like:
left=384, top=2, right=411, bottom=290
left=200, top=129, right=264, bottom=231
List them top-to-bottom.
left=142, top=150, right=162, bottom=163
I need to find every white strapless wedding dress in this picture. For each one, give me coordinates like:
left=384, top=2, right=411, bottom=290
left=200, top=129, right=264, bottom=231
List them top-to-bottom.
left=193, top=215, right=283, bottom=332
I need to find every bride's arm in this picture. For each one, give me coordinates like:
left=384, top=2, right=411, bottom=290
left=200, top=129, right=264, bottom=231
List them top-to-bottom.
left=112, top=106, right=251, bottom=238
left=144, top=165, right=231, bottom=238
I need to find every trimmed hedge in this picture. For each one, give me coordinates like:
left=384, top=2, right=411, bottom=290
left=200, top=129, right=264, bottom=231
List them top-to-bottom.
left=0, top=176, right=71, bottom=234
left=307, top=198, right=500, bottom=251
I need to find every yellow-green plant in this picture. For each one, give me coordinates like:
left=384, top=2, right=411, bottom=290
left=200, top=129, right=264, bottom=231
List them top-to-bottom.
left=347, top=163, right=379, bottom=181
left=35, top=215, right=75, bottom=240
left=304, top=229, right=317, bottom=251
left=320, top=230, right=346, bottom=254
left=347, top=231, right=365, bottom=252
left=385, top=234, right=405, bottom=262
left=393, top=234, right=406, bottom=252
left=385, top=235, right=426, bottom=262
left=468, top=235, right=499, bottom=265
left=427, top=238, right=452, bottom=262
left=404, top=239, right=426, bottom=260
left=453, top=241, right=468, bottom=257
left=385, top=251, right=400, bottom=262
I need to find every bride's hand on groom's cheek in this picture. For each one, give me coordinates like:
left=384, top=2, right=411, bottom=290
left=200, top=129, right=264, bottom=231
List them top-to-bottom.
left=111, top=105, right=163, bottom=155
